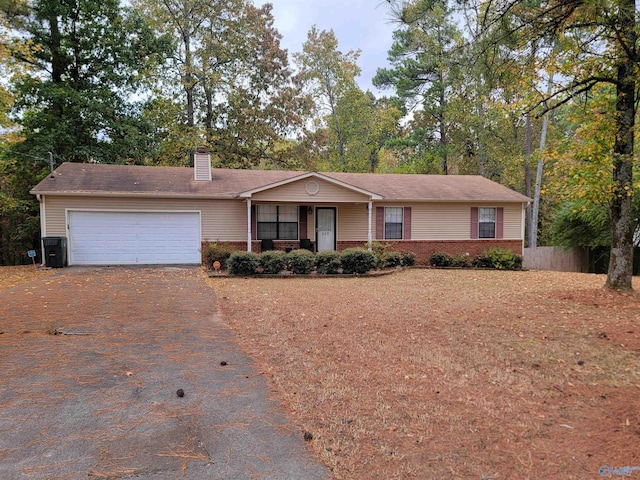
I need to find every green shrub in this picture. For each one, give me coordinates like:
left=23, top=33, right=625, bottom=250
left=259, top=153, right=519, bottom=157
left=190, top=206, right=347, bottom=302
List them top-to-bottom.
left=367, top=241, right=394, bottom=257
left=203, top=242, right=236, bottom=269
left=341, top=248, right=376, bottom=274
left=473, top=248, right=522, bottom=270
left=487, top=248, right=523, bottom=270
left=286, top=249, right=315, bottom=274
left=260, top=250, right=288, bottom=274
left=315, top=250, right=342, bottom=274
left=227, top=251, right=260, bottom=275
left=381, top=251, right=402, bottom=268
left=399, top=251, right=416, bottom=267
left=430, top=252, right=453, bottom=267
left=451, top=253, right=472, bottom=268
left=471, top=253, right=493, bottom=268
left=373, top=254, right=385, bottom=270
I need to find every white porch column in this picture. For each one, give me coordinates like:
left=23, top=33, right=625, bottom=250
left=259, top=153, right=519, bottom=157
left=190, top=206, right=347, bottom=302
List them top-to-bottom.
left=247, top=199, right=252, bottom=252
left=367, top=200, right=373, bottom=251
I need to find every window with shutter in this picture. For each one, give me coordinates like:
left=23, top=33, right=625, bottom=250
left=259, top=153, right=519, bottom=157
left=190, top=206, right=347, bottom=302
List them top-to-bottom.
left=385, top=207, right=403, bottom=240
left=478, top=207, right=496, bottom=239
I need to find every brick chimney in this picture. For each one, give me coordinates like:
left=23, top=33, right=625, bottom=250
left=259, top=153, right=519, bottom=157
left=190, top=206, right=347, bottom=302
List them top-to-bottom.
left=194, top=146, right=212, bottom=181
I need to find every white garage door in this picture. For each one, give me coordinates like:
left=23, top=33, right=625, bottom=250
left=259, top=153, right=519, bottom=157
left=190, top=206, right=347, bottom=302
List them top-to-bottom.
left=68, top=211, right=201, bottom=265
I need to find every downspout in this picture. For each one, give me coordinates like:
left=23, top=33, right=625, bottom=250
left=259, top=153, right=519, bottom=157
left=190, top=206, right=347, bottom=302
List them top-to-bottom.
left=37, top=194, right=46, bottom=266
left=247, top=198, right=252, bottom=252
left=367, top=200, right=373, bottom=251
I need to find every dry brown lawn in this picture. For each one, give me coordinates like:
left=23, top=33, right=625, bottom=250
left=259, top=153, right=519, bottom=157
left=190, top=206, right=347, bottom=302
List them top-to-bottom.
left=0, top=265, right=55, bottom=291
left=3, top=266, right=639, bottom=478
left=211, top=269, right=640, bottom=479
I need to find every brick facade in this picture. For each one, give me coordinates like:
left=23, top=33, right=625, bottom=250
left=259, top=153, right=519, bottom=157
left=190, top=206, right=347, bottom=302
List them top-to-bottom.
left=203, top=239, right=522, bottom=265
left=336, top=239, right=522, bottom=264
left=201, top=240, right=317, bottom=263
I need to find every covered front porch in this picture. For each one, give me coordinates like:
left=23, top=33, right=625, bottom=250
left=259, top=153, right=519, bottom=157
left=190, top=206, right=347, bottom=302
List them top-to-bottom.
left=238, top=172, right=382, bottom=253
left=244, top=201, right=374, bottom=253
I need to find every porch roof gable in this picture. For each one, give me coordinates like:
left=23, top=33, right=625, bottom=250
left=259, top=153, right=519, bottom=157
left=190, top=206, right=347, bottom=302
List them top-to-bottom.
left=237, top=171, right=383, bottom=200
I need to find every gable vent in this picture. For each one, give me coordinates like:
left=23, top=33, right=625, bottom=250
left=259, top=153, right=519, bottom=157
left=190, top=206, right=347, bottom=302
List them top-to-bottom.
left=194, top=146, right=212, bottom=181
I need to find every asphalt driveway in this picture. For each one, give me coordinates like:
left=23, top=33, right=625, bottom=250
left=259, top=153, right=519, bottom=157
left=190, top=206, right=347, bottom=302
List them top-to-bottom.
left=0, top=266, right=328, bottom=480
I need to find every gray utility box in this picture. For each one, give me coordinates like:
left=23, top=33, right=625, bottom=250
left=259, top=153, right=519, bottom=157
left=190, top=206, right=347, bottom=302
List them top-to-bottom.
left=42, top=237, right=67, bottom=268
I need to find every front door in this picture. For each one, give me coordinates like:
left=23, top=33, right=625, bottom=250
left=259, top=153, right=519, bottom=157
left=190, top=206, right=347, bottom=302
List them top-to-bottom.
left=316, top=207, right=336, bottom=251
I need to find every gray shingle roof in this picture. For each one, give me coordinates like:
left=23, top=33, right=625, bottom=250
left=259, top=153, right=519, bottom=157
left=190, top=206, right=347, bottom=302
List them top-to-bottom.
left=31, top=162, right=531, bottom=203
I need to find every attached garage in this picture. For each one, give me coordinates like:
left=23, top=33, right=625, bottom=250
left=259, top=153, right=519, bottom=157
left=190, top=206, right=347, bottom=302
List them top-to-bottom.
left=68, top=211, right=201, bottom=265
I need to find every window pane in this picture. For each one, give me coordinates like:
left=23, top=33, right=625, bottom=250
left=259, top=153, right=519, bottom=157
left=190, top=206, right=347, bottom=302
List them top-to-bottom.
left=257, top=205, right=277, bottom=222
left=279, top=205, right=298, bottom=222
left=385, top=207, right=403, bottom=223
left=479, top=207, right=495, bottom=222
left=279, top=222, right=298, bottom=240
left=479, top=222, right=495, bottom=239
left=257, top=223, right=277, bottom=239
left=385, top=223, right=402, bottom=240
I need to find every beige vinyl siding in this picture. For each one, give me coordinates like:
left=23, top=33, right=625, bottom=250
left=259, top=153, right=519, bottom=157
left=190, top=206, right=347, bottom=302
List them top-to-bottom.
left=252, top=178, right=370, bottom=203
left=43, top=195, right=247, bottom=241
left=43, top=196, right=525, bottom=245
left=375, top=202, right=524, bottom=240
left=409, top=203, right=469, bottom=240
left=337, top=204, right=369, bottom=241
left=502, top=204, right=524, bottom=239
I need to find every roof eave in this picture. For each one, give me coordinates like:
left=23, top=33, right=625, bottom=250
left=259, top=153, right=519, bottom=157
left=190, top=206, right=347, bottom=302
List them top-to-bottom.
left=29, top=191, right=237, bottom=200
left=371, top=198, right=531, bottom=203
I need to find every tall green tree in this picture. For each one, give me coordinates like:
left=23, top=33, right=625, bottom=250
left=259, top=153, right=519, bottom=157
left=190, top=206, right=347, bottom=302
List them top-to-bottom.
left=0, top=0, right=168, bottom=264
left=3, top=0, right=168, bottom=164
left=136, top=0, right=310, bottom=168
left=374, top=0, right=465, bottom=174
left=478, top=0, right=637, bottom=289
left=293, top=26, right=361, bottom=170
left=293, top=27, right=401, bottom=172
left=545, top=86, right=640, bottom=250
left=336, top=90, right=401, bottom=172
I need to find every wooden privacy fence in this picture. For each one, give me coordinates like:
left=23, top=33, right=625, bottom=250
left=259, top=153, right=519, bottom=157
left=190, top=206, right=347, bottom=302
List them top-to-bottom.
left=523, top=247, right=589, bottom=273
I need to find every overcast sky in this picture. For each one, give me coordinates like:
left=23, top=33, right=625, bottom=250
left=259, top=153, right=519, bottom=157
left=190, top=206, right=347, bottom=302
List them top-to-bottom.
left=254, top=0, right=398, bottom=94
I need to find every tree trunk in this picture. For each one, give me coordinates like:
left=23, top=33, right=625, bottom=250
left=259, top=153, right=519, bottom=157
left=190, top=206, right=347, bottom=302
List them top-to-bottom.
left=605, top=0, right=636, bottom=290
left=181, top=9, right=195, bottom=130
left=48, top=11, right=65, bottom=123
left=184, top=31, right=195, bottom=128
left=531, top=73, right=554, bottom=250
left=439, top=80, right=447, bottom=175
left=204, top=85, right=213, bottom=131
left=326, top=86, right=347, bottom=170
left=477, top=105, right=486, bottom=176
left=439, top=111, right=447, bottom=175
left=524, top=113, right=532, bottom=247
left=530, top=113, right=548, bottom=249
left=369, top=145, right=380, bottom=173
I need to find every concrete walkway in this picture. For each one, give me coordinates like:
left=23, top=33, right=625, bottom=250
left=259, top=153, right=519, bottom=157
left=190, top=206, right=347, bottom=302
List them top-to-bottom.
left=0, top=266, right=328, bottom=480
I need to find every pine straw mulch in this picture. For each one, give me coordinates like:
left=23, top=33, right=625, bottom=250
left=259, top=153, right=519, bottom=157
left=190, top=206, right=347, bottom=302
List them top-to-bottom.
left=0, top=265, right=56, bottom=290
left=210, top=269, right=640, bottom=480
